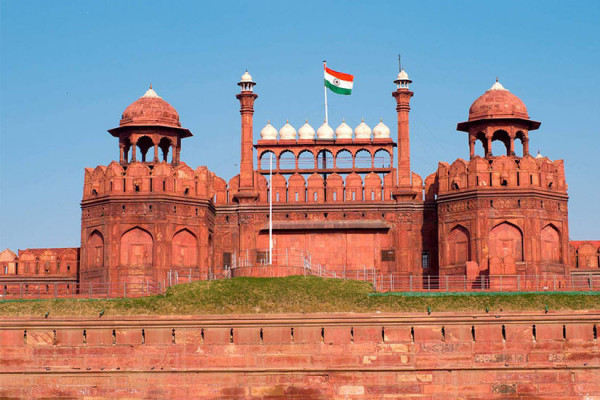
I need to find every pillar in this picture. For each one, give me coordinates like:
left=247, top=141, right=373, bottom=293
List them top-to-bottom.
left=392, top=88, right=414, bottom=187
left=236, top=91, right=258, bottom=191
left=486, top=135, right=492, bottom=157
left=469, top=136, right=475, bottom=159
left=131, top=142, right=137, bottom=162
left=153, top=143, right=159, bottom=162
left=119, top=144, right=125, bottom=163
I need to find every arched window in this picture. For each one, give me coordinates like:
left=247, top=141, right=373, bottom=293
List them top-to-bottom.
left=491, top=130, right=510, bottom=156
left=136, top=136, right=154, bottom=162
left=158, top=138, right=173, bottom=162
left=335, top=149, right=353, bottom=169
left=354, top=149, right=372, bottom=169
left=373, top=149, right=391, bottom=168
left=279, top=150, right=295, bottom=170
left=297, top=150, right=315, bottom=170
left=316, top=150, right=334, bottom=169
left=259, top=151, right=275, bottom=170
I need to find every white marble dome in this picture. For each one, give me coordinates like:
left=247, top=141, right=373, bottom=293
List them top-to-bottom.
left=396, top=69, right=410, bottom=81
left=240, top=70, right=253, bottom=82
left=354, top=119, right=372, bottom=139
left=372, top=119, right=390, bottom=138
left=279, top=120, right=297, bottom=140
left=298, top=120, right=315, bottom=139
left=335, top=120, right=353, bottom=139
left=260, top=121, right=277, bottom=140
left=316, top=121, right=334, bottom=139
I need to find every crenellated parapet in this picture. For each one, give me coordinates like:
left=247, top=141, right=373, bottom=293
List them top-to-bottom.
left=436, top=155, right=567, bottom=195
left=83, top=161, right=222, bottom=201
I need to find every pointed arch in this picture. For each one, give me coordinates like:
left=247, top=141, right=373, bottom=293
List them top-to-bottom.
left=489, top=221, right=523, bottom=262
left=541, top=224, right=561, bottom=263
left=447, top=225, right=470, bottom=265
left=120, top=227, right=153, bottom=269
left=172, top=229, right=198, bottom=268
left=87, top=230, right=104, bottom=271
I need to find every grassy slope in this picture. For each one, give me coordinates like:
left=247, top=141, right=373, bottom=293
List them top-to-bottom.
left=0, top=276, right=598, bottom=317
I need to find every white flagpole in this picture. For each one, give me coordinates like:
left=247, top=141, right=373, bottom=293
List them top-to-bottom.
left=323, top=60, right=328, bottom=124
left=269, top=152, right=273, bottom=265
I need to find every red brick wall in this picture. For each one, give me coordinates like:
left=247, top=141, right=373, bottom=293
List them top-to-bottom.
left=0, top=312, right=598, bottom=398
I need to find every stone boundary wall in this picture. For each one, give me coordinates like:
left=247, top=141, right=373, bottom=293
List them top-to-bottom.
left=0, top=312, right=599, bottom=398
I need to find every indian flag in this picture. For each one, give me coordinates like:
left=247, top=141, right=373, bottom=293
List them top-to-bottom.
left=324, top=65, right=354, bottom=95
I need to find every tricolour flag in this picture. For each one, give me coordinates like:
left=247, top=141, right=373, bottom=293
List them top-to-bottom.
left=324, top=65, right=354, bottom=95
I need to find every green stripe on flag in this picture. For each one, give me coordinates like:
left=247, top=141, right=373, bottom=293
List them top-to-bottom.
left=324, top=79, right=352, bottom=95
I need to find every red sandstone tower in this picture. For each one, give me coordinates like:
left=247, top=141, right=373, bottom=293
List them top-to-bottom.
left=392, top=69, right=413, bottom=189
left=234, top=71, right=258, bottom=204
left=435, top=80, right=569, bottom=279
left=80, top=87, right=217, bottom=290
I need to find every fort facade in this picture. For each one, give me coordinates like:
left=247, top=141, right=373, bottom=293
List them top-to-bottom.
left=1, top=69, right=598, bottom=289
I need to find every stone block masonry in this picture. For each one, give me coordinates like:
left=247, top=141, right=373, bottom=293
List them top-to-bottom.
left=0, top=311, right=599, bottom=398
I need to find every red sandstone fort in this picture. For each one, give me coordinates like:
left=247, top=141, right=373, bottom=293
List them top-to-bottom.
left=1, top=68, right=599, bottom=291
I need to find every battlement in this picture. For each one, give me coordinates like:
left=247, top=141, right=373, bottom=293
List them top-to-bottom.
left=434, top=154, right=566, bottom=196
left=82, top=161, right=220, bottom=201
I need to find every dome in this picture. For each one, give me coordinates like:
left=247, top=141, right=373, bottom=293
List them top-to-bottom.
left=396, top=69, right=410, bottom=81
left=240, top=70, right=253, bottom=83
left=468, top=80, right=529, bottom=122
left=119, top=86, right=181, bottom=129
left=354, top=119, right=372, bottom=139
left=372, top=119, right=391, bottom=138
left=279, top=120, right=297, bottom=140
left=298, top=120, right=315, bottom=139
left=335, top=120, right=353, bottom=139
left=260, top=121, right=278, bottom=140
left=316, top=121, right=334, bottom=139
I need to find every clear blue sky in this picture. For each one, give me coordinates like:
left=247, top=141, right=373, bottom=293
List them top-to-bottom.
left=1, top=0, right=598, bottom=250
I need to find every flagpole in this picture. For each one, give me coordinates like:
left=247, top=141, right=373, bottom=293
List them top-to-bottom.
left=323, top=60, right=328, bottom=124
left=269, top=152, right=273, bottom=265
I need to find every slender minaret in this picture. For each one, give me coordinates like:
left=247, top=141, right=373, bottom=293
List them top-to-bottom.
left=392, top=67, right=413, bottom=188
left=235, top=71, right=258, bottom=201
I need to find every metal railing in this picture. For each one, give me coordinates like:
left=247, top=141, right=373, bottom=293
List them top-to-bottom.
left=0, top=281, right=162, bottom=300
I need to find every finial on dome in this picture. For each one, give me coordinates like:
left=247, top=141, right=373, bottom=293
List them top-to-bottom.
left=489, top=79, right=507, bottom=91
left=142, top=85, right=161, bottom=99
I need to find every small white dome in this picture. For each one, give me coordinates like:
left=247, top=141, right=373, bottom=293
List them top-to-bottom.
left=396, top=69, right=410, bottom=81
left=240, top=70, right=253, bottom=82
left=142, top=85, right=161, bottom=99
left=354, top=119, right=372, bottom=139
left=372, top=119, right=390, bottom=138
left=279, top=120, right=297, bottom=140
left=298, top=120, right=315, bottom=139
left=335, top=120, right=353, bottom=139
left=260, top=121, right=277, bottom=140
left=316, top=121, right=334, bottom=139
left=535, top=151, right=544, bottom=159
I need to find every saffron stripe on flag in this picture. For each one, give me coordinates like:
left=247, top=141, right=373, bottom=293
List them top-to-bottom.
left=324, top=67, right=354, bottom=82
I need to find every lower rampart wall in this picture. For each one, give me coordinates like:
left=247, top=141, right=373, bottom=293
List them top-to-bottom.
left=0, top=312, right=599, bottom=398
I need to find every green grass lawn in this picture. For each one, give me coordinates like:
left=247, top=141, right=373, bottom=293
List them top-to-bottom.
left=0, top=276, right=598, bottom=317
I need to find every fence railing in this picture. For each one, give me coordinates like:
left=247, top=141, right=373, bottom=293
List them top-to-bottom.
left=0, top=281, right=162, bottom=300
